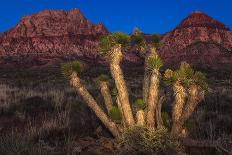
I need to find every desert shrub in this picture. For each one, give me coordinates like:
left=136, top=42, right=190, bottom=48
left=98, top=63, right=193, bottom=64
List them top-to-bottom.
left=134, top=98, right=145, bottom=110
left=109, top=106, right=122, bottom=123
left=119, top=126, right=182, bottom=154
left=0, top=132, right=52, bottom=155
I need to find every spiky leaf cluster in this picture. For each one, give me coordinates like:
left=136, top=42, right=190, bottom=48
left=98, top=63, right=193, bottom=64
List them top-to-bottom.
left=99, top=32, right=130, bottom=55
left=147, top=53, right=163, bottom=70
left=61, top=61, right=84, bottom=79
left=163, top=61, right=207, bottom=90
left=95, top=74, right=110, bottom=86
left=111, top=87, right=118, bottom=96
left=134, top=98, right=145, bottom=110
left=109, top=106, right=122, bottom=123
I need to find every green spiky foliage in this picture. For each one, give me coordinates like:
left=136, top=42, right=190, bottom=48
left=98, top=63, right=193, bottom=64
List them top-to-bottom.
left=99, top=32, right=130, bottom=55
left=151, top=34, right=161, bottom=48
left=147, top=53, right=163, bottom=70
left=61, top=61, right=84, bottom=79
left=163, top=61, right=207, bottom=90
left=193, top=71, right=208, bottom=90
left=95, top=74, right=110, bottom=86
left=111, top=87, right=118, bottom=96
left=134, top=98, right=145, bottom=110
left=109, top=106, right=122, bottom=123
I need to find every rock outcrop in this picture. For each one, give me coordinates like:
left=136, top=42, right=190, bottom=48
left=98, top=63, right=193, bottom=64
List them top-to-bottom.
left=0, top=9, right=109, bottom=67
left=0, top=10, right=231, bottom=71
left=159, top=11, right=232, bottom=71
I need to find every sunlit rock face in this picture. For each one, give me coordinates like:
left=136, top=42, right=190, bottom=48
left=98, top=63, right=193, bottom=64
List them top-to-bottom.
left=0, top=9, right=109, bottom=67
left=0, top=10, right=231, bottom=70
left=159, top=11, right=232, bottom=71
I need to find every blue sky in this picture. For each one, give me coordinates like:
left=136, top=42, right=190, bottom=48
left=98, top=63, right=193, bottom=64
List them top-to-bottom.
left=0, top=0, right=231, bottom=34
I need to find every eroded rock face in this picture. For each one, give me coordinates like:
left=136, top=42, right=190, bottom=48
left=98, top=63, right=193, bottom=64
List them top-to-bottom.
left=0, top=9, right=109, bottom=67
left=0, top=10, right=231, bottom=71
left=160, top=11, right=232, bottom=71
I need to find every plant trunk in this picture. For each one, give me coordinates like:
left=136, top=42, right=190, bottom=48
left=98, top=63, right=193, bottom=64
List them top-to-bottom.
left=109, top=45, right=135, bottom=127
left=143, top=47, right=156, bottom=105
left=143, top=55, right=150, bottom=105
left=146, top=69, right=160, bottom=129
left=70, top=72, right=120, bottom=137
left=171, top=81, right=186, bottom=137
left=99, top=82, right=113, bottom=114
left=181, top=85, right=203, bottom=123
left=156, top=95, right=165, bottom=128
left=116, top=96, right=126, bottom=128
left=136, top=110, right=145, bottom=126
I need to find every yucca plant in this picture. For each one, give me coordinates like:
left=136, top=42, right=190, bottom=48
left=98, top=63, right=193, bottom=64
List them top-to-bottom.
left=62, top=29, right=207, bottom=153
left=99, top=32, right=130, bottom=55
left=61, top=61, right=84, bottom=79
left=164, top=61, right=207, bottom=137
left=95, top=74, right=113, bottom=114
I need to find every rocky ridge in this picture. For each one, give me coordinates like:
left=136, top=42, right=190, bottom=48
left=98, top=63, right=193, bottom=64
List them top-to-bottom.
left=0, top=10, right=231, bottom=71
left=159, top=11, right=232, bottom=71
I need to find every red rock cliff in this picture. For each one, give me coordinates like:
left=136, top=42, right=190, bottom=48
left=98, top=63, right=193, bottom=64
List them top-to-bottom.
left=0, top=9, right=108, bottom=67
left=159, top=11, right=232, bottom=71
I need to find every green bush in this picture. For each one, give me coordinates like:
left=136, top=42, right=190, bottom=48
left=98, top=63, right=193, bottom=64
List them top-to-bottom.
left=134, top=98, right=145, bottom=110
left=109, top=106, right=122, bottom=123
left=120, top=126, right=182, bottom=154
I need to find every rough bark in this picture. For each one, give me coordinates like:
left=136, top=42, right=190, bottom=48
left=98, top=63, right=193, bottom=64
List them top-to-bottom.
left=109, top=45, right=135, bottom=127
left=143, top=47, right=156, bottom=105
left=143, top=55, right=150, bottom=105
left=146, top=69, right=160, bottom=129
left=70, top=72, right=120, bottom=137
left=99, top=81, right=113, bottom=114
left=171, top=81, right=186, bottom=137
left=181, top=84, right=204, bottom=123
left=156, top=95, right=165, bottom=128
left=116, top=96, right=126, bottom=128
left=136, top=110, right=145, bottom=126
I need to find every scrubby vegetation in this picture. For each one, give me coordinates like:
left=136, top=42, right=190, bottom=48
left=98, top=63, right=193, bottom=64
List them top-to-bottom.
left=0, top=29, right=231, bottom=154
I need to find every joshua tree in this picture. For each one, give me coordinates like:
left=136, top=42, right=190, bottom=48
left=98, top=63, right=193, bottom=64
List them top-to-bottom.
left=61, top=31, right=207, bottom=144
left=164, top=62, right=207, bottom=137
